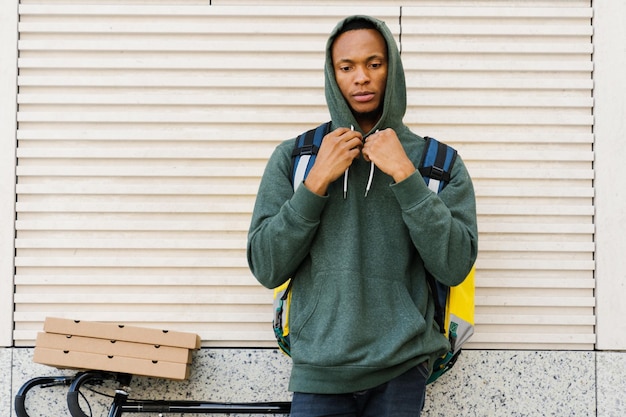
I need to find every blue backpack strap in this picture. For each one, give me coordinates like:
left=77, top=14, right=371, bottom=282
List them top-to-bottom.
left=291, top=122, right=332, bottom=191
left=418, top=136, right=457, bottom=334
left=418, top=137, right=457, bottom=193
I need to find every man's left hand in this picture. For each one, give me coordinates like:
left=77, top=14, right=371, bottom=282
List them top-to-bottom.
left=362, top=128, right=416, bottom=183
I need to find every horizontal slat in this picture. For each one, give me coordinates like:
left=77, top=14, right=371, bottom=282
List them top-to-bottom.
left=17, top=4, right=402, bottom=18
left=18, top=5, right=592, bottom=19
left=402, top=6, right=593, bottom=18
left=16, top=22, right=352, bottom=36
left=18, top=22, right=592, bottom=38
left=402, top=24, right=593, bottom=36
left=18, top=40, right=330, bottom=54
left=401, top=41, right=592, bottom=54
left=17, top=57, right=323, bottom=71
left=18, top=58, right=594, bottom=73
left=404, top=59, right=593, bottom=72
left=17, top=75, right=593, bottom=90
left=17, top=75, right=324, bottom=88
left=406, top=76, right=593, bottom=90
left=17, top=91, right=331, bottom=106
left=17, top=92, right=593, bottom=109
left=410, top=96, right=593, bottom=108
left=15, top=111, right=331, bottom=125
left=16, top=111, right=594, bottom=126
left=404, top=112, right=593, bottom=126
left=15, top=130, right=593, bottom=144
left=15, top=147, right=275, bottom=159
left=16, top=148, right=593, bottom=162
left=16, top=166, right=266, bottom=177
left=14, top=167, right=594, bottom=182
left=471, top=170, right=594, bottom=180
left=13, top=184, right=593, bottom=199
left=15, top=184, right=259, bottom=195
left=474, top=186, right=593, bottom=198
left=15, top=202, right=254, bottom=213
left=14, top=203, right=593, bottom=217
left=478, top=204, right=594, bottom=215
left=15, top=220, right=251, bottom=231
left=16, top=220, right=594, bottom=234
left=478, top=223, right=594, bottom=234
left=15, top=238, right=247, bottom=249
left=14, top=239, right=591, bottom=252
left=478, top=241, right=594, bottom=252
left=14, top=256, right=249, bottom=268
left=15, top=256, right=596, bottom=271
left=476, top=259, right=595, bottom=271
left=14, top=275, right=258, bottom=286
left=17, top=276, right=593, bottom=290
left=477, top=278, right=594, bottom=288
left=14, top=292, right=266, bottom=304
left=476, top=296, right=594, bottom=307
left=14, top=310, right=268, bottom=328
left=14, top=312, right=270, bottom=324
left=475, top=314, right=595, bottom=325
left=14, top=330, right=277, bottom=346
left=469, top=332, right=595, bottom=345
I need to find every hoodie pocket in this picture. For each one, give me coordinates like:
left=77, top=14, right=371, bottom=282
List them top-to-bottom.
left=289, top=273, right=427, bottom=368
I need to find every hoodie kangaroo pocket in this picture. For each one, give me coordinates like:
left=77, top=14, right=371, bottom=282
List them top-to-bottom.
left=289, top=274, right=427, bottom=368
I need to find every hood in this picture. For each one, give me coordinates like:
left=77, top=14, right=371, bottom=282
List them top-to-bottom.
left=324, top=15, right=407, bottom=135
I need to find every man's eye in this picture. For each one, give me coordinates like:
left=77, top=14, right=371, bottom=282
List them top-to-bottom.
left=340, top=66, right=351, bottom=72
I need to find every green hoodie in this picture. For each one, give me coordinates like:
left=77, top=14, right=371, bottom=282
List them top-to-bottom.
left=247, top=15, right=478, bottom=394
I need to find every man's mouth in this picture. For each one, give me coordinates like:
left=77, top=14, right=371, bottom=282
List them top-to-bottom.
left=353, top=92, right=375, bottom=103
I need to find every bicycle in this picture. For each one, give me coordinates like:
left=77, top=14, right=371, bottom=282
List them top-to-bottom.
left=15, top=370, right=291, bottom=417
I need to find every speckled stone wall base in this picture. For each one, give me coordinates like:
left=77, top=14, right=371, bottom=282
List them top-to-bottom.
left=5, top=348, right=625, bottom=417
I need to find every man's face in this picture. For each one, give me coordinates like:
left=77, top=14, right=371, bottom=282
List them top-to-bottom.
left=331, top=28, right=388, bottom=127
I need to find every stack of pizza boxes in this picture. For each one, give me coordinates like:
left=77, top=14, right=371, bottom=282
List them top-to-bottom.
left=34, top=317, right=201, bottom=380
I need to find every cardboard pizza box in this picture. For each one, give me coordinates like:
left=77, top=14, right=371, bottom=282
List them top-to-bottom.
left=43, top=317, right=201, bottom=350
left=36, top=332, right=192, bottom=364
left=33, top=347, right=191, bottom=380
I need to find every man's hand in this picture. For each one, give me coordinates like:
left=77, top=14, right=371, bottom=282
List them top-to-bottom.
left=304, top=127, right=363, bottom=195
left=362, top=128, right=415, bottom=183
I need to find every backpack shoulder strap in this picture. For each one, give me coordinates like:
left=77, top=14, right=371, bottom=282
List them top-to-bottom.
left=291, top=122, right=332, bottom=191
left=418, top=136, right=458, bottom=193
left=418, top=136, right=458, bottom=333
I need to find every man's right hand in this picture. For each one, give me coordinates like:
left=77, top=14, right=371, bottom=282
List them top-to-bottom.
left=303, top=127, right=363, bottom=196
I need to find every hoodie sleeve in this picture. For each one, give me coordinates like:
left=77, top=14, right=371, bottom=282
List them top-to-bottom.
left=246, top=141, right=328, bottom=289
left=391, top=154, right=478, bottom=287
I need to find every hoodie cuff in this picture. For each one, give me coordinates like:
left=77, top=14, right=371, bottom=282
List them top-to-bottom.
left=390, top=170, right=432, bottom=210
left=290, top=182, right=328, bottom=221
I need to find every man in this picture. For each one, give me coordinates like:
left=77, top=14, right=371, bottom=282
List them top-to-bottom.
left=247, top=15, right=478, bottom=417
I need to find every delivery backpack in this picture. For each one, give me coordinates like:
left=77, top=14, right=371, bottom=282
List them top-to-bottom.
left=272, top=122, right=475, bottom=384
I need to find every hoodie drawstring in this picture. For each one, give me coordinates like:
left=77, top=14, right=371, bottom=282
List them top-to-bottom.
left=343, top=126, right=354, bottom=199
left=344, top=126, right=376, bottom=199
left=364, top=161, right=375, bottom=197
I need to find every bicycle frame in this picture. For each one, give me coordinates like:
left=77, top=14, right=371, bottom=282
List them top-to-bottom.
left=16, top=371, right=291, bottom=417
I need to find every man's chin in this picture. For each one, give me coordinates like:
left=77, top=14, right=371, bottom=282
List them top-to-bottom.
left=351, top=108, right=383, bottom=125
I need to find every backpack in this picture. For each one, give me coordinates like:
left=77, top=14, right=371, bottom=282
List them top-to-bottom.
left=272, top=123, right=475, bottom=384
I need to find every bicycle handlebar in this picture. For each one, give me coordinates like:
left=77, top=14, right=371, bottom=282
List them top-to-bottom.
left=15, top=376, right=74, bottom=417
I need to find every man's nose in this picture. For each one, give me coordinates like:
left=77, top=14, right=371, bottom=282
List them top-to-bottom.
left=354, top=66, right=370, bottom=84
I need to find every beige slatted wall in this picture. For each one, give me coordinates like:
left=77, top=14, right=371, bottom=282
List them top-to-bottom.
left=14, top=3, right=594, bottom=349
left=13, top=5, right=400, bottom=346
left=401, top=6, right=594, bottom=349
